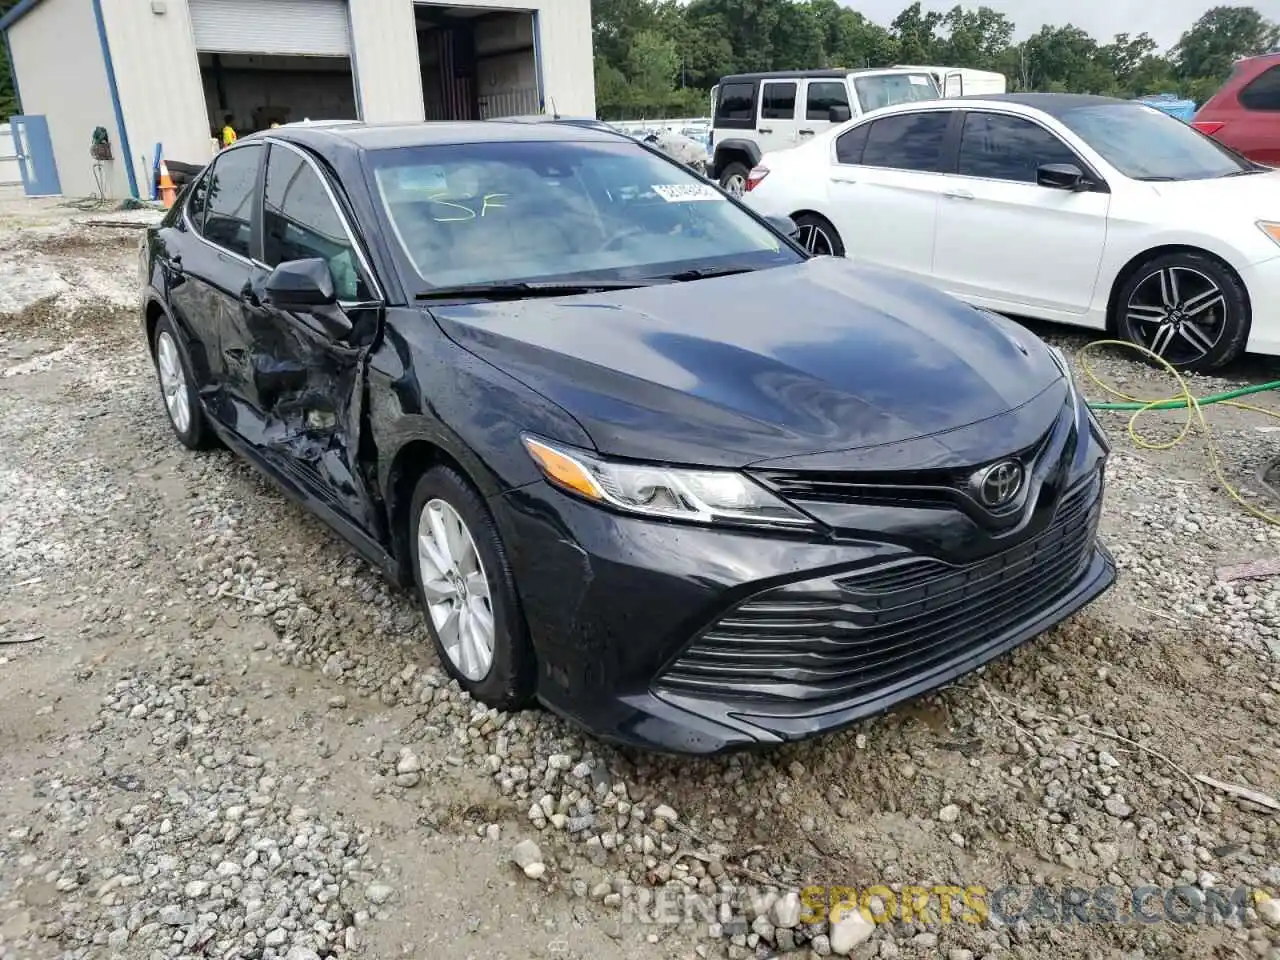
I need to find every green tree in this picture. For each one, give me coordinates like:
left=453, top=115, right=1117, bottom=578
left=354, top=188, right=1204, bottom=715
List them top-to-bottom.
left=589, top=0, right=1280, bottom=119
left=1173, top=5, right=1279, bottom=86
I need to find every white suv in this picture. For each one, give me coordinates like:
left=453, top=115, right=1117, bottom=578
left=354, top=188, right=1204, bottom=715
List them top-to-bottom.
left=709, top=68, right=942, bottom=195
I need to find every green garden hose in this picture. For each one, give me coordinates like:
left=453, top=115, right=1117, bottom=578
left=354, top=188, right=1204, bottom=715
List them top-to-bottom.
left=1078, top=339, right=1280, bottom=525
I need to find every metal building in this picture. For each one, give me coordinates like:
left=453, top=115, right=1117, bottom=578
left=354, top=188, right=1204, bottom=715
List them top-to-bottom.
left=1, top=0, right=596, bottom=200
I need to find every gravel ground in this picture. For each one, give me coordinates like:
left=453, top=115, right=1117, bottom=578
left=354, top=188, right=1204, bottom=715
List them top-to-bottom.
left=0, top=199, right=1276, bottom=960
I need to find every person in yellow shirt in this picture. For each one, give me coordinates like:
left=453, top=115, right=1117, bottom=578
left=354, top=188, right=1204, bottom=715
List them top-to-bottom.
left=220, top=114, right=237, bottom=148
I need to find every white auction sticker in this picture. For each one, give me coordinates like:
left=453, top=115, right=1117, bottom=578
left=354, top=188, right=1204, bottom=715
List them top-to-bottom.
left=652, top=183, right=722, bottom=202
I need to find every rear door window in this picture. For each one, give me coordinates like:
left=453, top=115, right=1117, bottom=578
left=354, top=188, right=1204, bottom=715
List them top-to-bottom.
left=1239, top=65, right=1280, bottom=110
left=807, top=81, right=850, bottom=121
left=760, top=82, right=797, bottom=121
left=860, top=112, right=952, bottom=172
left=835, top=123, right=870, bottom=164
left=202, top=143, right=262, bottom=259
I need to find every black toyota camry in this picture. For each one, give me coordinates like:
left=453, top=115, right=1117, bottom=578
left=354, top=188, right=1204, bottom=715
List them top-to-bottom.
left=139, top=120, right=1115, bottom=754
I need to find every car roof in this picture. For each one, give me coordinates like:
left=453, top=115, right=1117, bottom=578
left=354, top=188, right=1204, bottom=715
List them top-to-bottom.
left=719, top=67, right=928, bottom=83
left=867, top=92, right=1137, bottom=118
left=245, top=119, right=621, bottom=153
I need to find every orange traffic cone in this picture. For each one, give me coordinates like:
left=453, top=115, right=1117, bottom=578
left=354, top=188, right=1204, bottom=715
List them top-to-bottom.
left=158, top=160, right=176, bottom=209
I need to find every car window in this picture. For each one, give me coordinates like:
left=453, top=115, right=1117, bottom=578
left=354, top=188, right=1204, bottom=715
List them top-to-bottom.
left=1240, top=65, right=1280, bottom=110
left=852, top=73, right=939, bottom=112
left=807, top=81, right=849, bottom=121
left=761, top=82, right=797, bottom=121
left=716, top=83, right=756, bottom=122
left=1058, top=102, right=1252, bottom=180
left=860, top=112, right=951, bottom=172
left=958, top=112, right=1082, bottom=183
left=835, top=123, right=869, bottom=164
left=365, top=139, right=801, bottom=289
left=202, top=144, right=261, bottom=259
left=263, top=145, right=371, bottom=302
left=186, top=169, right=211, bottom=233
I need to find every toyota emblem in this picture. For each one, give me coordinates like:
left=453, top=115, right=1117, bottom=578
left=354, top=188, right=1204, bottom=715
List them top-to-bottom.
left=975, top=460, right=1024, bottom=508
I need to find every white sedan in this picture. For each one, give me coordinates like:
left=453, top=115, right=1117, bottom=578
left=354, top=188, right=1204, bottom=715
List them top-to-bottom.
left=742, top=93, right=1280, bottom=371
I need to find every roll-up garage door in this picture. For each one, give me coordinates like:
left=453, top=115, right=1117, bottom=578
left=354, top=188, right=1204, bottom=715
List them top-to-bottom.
left=189, top=0, right=351, bottom=56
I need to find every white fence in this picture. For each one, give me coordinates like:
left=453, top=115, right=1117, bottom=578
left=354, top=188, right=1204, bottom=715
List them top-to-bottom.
left=0, top=125, right=21, bottom=189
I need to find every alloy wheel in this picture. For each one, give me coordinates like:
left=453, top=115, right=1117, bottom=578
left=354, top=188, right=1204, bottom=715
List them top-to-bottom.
left=723, top=174, right=746, bottom=197
left=795, top=222, right=836, bottom=256
left=1124, top=265, right=1227, bottom=366
left=155, top=331, right=191, bottom=434
left=416, top=498, right=495, bottom=681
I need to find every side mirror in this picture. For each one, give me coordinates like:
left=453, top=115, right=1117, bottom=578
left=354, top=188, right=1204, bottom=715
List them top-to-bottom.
left=828, top=105, right=852, bottom=124
left=1037, top=162, right=1087, bottom=191
left=766, top=214, right=800, bottom=239
left=264, top=257, right=352, bottom=340
left=265, top=257, right=337, bottom=309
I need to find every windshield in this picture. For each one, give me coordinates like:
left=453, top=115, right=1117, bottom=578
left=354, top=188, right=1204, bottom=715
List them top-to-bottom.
left=853, top=73, right=939, bottom=112
left=1058, top=103, right=1254, bottom=181
left=366, top=139, right=799, bottom=289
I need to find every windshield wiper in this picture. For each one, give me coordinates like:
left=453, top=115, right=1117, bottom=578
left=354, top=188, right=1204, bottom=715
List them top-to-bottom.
left=1214, top=168, right=1263, bottom=178
left=1131, top=175, right=1179, bottom=181
left=663, top=266, right=756, bottom=282
left=415, top=279, right=657, bottom=301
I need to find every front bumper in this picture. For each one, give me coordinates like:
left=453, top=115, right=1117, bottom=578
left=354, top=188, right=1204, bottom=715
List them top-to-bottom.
left=1241, top=256, right=1280, bottom=357
left=492, top=462, right=1115, bottom=755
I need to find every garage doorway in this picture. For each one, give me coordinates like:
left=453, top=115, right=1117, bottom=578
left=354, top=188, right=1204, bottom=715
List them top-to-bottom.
left=190, top=0, right=359, bottom=138
left=414, top=4, right=541, bottom=121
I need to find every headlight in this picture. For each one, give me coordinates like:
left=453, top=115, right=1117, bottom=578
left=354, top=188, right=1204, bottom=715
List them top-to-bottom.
left=1257, top=221, right=1280, bottom=246
left=522, top=436, right=816, bottom=529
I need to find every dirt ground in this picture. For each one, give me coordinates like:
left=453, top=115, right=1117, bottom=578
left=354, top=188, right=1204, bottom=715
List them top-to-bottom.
left=0, top=198, right=1276, bottom=960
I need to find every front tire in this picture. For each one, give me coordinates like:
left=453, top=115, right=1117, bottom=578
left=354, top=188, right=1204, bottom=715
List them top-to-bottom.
left=793, top=213, right=845, bottom=257
left=1113, top=251, right=1249, bottom=372
left=151, top=316, right=214, bottom=450
left=409, top=465, right=536, bottom=708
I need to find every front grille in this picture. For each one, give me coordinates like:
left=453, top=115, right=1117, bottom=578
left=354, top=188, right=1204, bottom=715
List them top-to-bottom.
left=655, top=473, right=1102, bottom=705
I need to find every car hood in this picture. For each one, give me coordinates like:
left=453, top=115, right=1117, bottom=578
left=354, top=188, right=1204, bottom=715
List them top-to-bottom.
left=1148, top=168, right=1280, bottom=214
left=430, top=257, right=1066, bottom=468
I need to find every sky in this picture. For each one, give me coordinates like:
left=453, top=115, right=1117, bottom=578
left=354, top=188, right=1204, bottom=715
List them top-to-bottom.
left=844, top=0, right=1280, bottom=51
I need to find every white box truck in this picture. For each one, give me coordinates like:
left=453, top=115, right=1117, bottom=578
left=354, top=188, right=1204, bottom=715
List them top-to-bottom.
left=895, top=66, right=1007, bottom=97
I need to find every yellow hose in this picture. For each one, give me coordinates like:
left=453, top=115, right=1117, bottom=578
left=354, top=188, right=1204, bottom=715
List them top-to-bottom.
left=1077, top=338, right=1280, bottom=526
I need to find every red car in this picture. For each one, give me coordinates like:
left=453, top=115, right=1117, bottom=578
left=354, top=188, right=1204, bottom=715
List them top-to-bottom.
left=1192, top=51, right=1280, bottom=165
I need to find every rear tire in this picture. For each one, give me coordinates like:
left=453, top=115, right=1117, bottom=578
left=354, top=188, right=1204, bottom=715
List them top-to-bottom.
left=718, top=161, right=750, bottom=197
left=793, top=213, right=845, bottom=257
left=1112, top=251, right=1249, bottom=372
left=150, top=316, right=214, bottom=450
left=409, top=465, right=536, bottom=709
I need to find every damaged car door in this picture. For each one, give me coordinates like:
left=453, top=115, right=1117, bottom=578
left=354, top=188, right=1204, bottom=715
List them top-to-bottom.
left=238, top=140, right=383, bottom=531
left=165, top=143, right=264, bottom=417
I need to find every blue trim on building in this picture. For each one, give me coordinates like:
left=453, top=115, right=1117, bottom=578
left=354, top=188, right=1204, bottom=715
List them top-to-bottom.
left=0, top=0, right=45, bottom=32
left=91, top=0, right=138, bottom=198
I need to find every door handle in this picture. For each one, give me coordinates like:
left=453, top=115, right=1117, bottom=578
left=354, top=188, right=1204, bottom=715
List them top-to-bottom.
left=758, top=127, right=773, bottom=134
left=799, top=129, right=815, bottom=136
left=830, top=175, right=858, bottom=184
left=942, top=189, right=975, bottom=200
